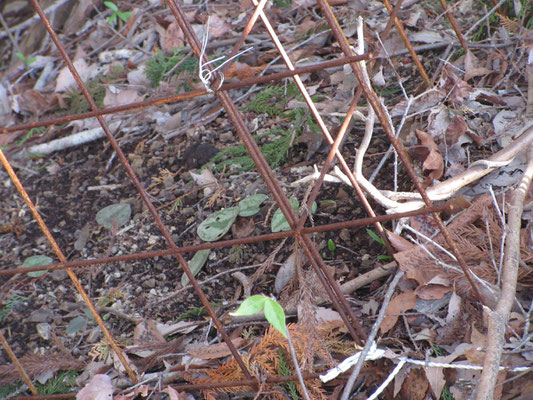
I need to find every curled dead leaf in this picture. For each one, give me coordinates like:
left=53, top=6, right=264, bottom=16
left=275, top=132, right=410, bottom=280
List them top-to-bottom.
left=414, top=129, right=444, bottom=181
left=380, top=289, right=417, bottom=334
left=187, top=337, right=247, bottom=360
left=76, top=374, right=114, bottom=400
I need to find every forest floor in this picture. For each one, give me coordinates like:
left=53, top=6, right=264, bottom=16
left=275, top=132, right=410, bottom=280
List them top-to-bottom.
left=0, top=0, right=533, bottom=399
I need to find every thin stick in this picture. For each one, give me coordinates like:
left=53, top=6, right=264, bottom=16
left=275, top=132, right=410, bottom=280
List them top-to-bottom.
left=475, top=144, right=533, bottom=399
left=340, top=270, right=404, bottom=400
left=286, top=328, right=312, bottom=400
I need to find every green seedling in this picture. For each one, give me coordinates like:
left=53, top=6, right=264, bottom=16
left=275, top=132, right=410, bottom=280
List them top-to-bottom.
left=274, top=0, right=293, bottom=8
left=104, top=1, right=132, bottom=26
left=145, top=48, right=197, bottom=88
left=15, top=52, right=36, bottom=67
left=61, top=78, right=105, bottom=115
left=247, top=83, right=298, bottom=116
left=212, top=98, right=317, bottom=174
left=210, top=128, right=295, bottom=174
left=192, top=194, right=267, bottom=283
left=197, top=194, right=267, bottom=241
left=271, top=199, right=317, bottom=233
left=96, top=203, right=131, bottom=230
left=366, top=228, right=393, bottom=261
left=327, top=239, right=336, bottom=254
left=181, top=249, right=211, bottom=286
left=22, top=255, right=53, bottom=278
left=230, top=295, right=287, bottom=337
left=231, top=295, right=312, bottom=399
left=66, top=315, right=87, bottom=336
left=35, top=370, right=78, bottom=395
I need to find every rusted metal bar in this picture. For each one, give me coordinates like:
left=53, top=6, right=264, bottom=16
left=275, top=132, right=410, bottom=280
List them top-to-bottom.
left=28, top=0, right=253, bottom=384
left=219, top=0, right=268, bottom=76
left=250, top=0, right=376, bottom=342
left=316, top=0, right=485, bottom=304
left=381, top=0, right=431, bottom=86
left=382, top=0, right=405, bottom=38
left=438, top=0, right=468, bottom=53
left=1, top=54, right=369, bottom=135
left=294, top=86, right=394, bottom=256
left=1, top=140, right=138, bottom=383
left=1, top=202, right=448, bottom=276
left=0, top=330, right=38, bottom=395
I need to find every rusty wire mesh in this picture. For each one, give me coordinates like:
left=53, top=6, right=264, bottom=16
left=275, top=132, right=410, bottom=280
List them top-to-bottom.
left=0, top=0, right=510, bottom=398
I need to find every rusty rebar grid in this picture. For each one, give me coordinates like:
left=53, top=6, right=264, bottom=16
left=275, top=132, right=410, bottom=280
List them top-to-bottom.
left=0, top=0, right=484, bottom=397
left=316, top=0, right=485, bottom=304
left=0, top=203, right=447, bottom=277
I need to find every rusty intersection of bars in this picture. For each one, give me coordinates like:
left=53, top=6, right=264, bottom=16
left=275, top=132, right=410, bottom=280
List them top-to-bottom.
left=0, top=0, right=481, bottom=396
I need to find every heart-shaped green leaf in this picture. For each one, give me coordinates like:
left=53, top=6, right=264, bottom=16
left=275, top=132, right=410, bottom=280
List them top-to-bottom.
left=238, top=194, right=267, bottom=217
left=271, top=198, right=299, bottom=233
left=96, top=203, right=131, bottom=229
left=197, top=207, right=239, bottom=241
left=181, top=249, right=211, bottom=286
left=22, top=255, right=53, bottom=277
left=230, top=295, right=267, bottom=316
left=66, top=316, right=87, bottom=336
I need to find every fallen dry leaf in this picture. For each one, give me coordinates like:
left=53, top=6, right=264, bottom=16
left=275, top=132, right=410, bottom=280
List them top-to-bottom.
left=206, top=14, right=231, bottom=38
left=163, top=22, right=185, bottom=51
left=56, top=59, right=101, bottom=92
left=103, top=88, right=143, bottom=108
left=444, top=115, right=468, bottom=145
left=413, top=129, right=444, bottom=181
left=231, top=217, right=255, bottom=239
left=415, top=284, right=451, bottom=300
left=380, top=289, right=417, bottom=334
left=134, top=319, right=166, bottom=346
left=465, top=324, right=487, bottom=365
left=187, top=337, right=247, bottom=360
left=424, top=342, right=470, bottom=399
left=399, top=366, right=429, bottom=400
left=76, top=374, right=114, bottom=400
left=114, top=385, right=149, bottom=400
left=163, top=386, right=188, bottom=400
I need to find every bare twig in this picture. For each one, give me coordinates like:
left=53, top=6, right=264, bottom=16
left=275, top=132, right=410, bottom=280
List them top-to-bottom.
left=475, top=144, right=533, bottom=399
left=340, top=270, right=404, bottom=400
left=286, top=328, right=312, bottom=400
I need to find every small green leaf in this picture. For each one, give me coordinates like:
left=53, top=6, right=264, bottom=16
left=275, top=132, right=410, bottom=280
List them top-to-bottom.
left=104, top=1, right=118, bottom=12
left=118, top=11, right=132, bottom=23
left=107, top=14, right=117, bottom=25
left=15, top=52, right=26, bottom=63
left=238, top=194, right=267, bottom=217
left=271, top=198, right=299, bottom=233
left=310, top=201, right=317, bottom=214
left=96, top=203, right=131, bottom=229
left=197, top=207, right=239, bottom=241
left=366, top=228, right=385, bottom=246
left=327, top=239, right=336, bottom=253
left=182, top=249, right=211, bottom=286
left=377, top=254, right=393, bottom=261
left=22, top=255, right=53, bottom=277
left=230, top=295, right=267, bottom=316
left=264, top=298, right=287, bottom=338
left=66, top=316, right=87, bottom=336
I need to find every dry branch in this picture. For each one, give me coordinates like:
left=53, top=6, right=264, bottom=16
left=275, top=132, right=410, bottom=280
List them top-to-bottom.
left=475, top=144, right=533, bottom=399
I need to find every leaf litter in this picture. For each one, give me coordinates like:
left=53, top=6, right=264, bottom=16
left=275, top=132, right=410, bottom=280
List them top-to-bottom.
left=0, top=0, right=532, bottom=398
